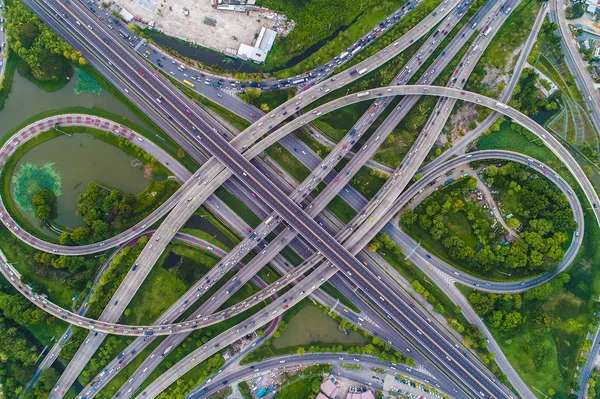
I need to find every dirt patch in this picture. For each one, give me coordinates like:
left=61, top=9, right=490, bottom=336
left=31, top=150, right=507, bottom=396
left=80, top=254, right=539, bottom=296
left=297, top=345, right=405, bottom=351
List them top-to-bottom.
left=116, top=0, right=276, bottom=53
left=448, top=102, right=479, bottom=140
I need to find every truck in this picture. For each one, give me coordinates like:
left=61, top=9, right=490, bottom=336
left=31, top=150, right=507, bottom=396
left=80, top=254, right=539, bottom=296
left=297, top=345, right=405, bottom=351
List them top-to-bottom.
left=483, top=26, right=492, bottom=37
left=119, top=29, right=130, bottom=39
left=351, top=46, right=362, bottom=55
left=339, top=51, right=349, bottom=59
left=358, top=68, right=369, bottom=75
left=291, top=78, right=306, bottom=85
left=183, top=79, right=195, bottom=88
left=357, top=91, right=370, bottom=97
left=495, top=102, right=508, bottom=109
left=349, top=128, right=357, bottom=136
left=444, top=178, right=455, bottom=186
left=265, top=216, right=274, bottom=225
left=249, top=232, right=257, bottom=240
left=143, top=331, right=154, bottom=336
left=162, top=344, right=174, bottom=357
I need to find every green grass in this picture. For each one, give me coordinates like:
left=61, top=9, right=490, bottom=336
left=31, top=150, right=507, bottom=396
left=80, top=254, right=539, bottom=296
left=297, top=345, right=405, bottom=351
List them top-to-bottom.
left=267, top=0, right=407, bottom=75
left=478, top=0, right=542, bottom=71
left=0, top=53, right=18, bottom=110
left=254, top=89, right=291, bottom=110
left=264, top=143, right=311, bottom=182
left=350, top=166, right=388, bottom=199
left=214, top=187, right=262, bottom=228
left=326, top=195, right=358, bottom=223
left=121, top=263, right=188, bottom=325
left=320, top=282, right=360, bottom=312
left=340, top=363, right=363, bottom=370
left=273, top=364, right=332, bottom=399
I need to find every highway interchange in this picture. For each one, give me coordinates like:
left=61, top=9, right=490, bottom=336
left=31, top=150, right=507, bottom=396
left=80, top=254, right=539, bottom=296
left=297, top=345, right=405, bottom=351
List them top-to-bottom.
left=2, top=0, right=599, bottom=397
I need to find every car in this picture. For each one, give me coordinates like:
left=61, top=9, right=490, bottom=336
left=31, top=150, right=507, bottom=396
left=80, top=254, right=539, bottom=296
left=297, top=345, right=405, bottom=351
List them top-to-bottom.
left=138, top=71, right=144, bottom=77
left=185, top=109, right=192, bottom=115
left=250, top=113, right=256, bottom=118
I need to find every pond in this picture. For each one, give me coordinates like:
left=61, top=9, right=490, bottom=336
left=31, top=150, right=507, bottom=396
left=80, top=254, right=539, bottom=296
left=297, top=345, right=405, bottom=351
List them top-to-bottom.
left=148, top=33, right=261, bottom=74
left=0, top=68, right=155, bottom=138
left=12, top=133, right=150, bottom=235
left=184, top=214, right=236, bottom=249
left=272, top=304, right=367, bottom=349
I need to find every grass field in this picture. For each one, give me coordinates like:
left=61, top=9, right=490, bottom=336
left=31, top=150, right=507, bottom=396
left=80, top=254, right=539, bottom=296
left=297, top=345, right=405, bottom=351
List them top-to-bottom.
left=267, top=0, right=407, bottom=75
left=264, top=143, right=311, bottom=182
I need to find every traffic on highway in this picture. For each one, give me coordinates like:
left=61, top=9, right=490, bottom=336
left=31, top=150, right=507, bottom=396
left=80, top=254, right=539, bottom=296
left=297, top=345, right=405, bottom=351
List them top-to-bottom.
left=1, top=0, right=598, bottom=397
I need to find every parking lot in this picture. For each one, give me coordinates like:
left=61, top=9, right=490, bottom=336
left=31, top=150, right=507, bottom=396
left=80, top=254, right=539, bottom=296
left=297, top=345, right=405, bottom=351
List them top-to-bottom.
left=115, top=0, right=275, bottom=52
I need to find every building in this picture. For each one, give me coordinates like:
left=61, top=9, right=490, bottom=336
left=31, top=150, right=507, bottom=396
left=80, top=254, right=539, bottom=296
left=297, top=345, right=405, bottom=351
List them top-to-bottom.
left=118, top=7, right=134, bottom=22
left=236, top=27, right=277, bottom=63
left=320, top=377, right=339, bottom=398
left=345, top=390, right=376, bottom=399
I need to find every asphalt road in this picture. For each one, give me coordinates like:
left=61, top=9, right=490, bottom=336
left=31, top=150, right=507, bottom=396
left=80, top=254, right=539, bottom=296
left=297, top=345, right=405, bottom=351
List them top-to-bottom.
left=15, top=0, right=593, bottom=397
left=551, top=0, right=600, bottom=134
left=419, top=4, right=548, bottom=175
left=2, top=84, right=589, bottom=399
left=191, top=353, right=436, bottom=399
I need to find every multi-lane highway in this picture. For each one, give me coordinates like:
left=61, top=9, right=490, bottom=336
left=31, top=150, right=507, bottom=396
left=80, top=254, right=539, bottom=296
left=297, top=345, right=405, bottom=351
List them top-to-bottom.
left=8, top=0, right=598, bottom=397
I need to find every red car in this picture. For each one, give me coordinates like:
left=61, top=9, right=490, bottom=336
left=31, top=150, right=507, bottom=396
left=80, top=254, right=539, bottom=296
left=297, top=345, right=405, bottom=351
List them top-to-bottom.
left=138, top=71, right=145, bottom=77
left=153, top=73, right=158, bottom=77
left=185, top=109, right=192, bottom=115
left=250, top=113, right=256, bottom=118
left=334, top=177, right=339, bottom=182
left=251, top=192, right=257, bottom=197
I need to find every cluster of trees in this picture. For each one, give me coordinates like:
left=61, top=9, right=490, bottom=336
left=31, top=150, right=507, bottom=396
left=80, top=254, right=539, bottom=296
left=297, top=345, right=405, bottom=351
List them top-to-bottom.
left=5, top=0, right=85, bottom=81
left=566, top=2, right=585, bottom=19
left=509, top=68, right=558, bottom=116
left=238, top=87, right=270, bottom=111
left=401, top=164, right=575, bottom=273
left=62, top=179, right=177, bottom=245
left=63, top=182, right=136, bottom=244
left=31, top=189, right=56, bottom=221
left=368, top=232, right=403, bottom=260
left=86, top=237, right=148, bottom=319
left=469, top=273, right=570, bottom=333
left=0, top=278, right=58, bottom=398
left=469, top=292, right=523, bottom=331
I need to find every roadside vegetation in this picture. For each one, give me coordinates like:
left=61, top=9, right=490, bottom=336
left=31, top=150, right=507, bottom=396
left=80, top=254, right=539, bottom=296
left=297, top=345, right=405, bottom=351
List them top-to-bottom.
left=263, top=0, right=406, bottom=73
left=467, top=0, right=542, bottom=97
left=475, top=122, right=600, bottom=396
left=368, top=233, right=506, bottom=381
left=273, top=364, right=332, bottom=398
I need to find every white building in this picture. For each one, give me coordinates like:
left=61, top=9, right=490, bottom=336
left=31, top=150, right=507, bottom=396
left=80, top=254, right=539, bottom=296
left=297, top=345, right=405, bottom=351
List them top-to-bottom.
left=236, top=27, right=277, bottom=63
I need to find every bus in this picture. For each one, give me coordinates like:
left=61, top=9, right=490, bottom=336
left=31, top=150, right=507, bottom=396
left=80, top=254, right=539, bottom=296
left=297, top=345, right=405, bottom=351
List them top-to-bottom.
left=291, top=78, right=307, bottom=85
left=183, top=79, right=195, bottom=88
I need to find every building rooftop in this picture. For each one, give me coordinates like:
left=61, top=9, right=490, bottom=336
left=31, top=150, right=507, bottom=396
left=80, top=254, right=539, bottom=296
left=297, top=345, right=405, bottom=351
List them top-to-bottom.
left=236, top=27, right=277, bottom=63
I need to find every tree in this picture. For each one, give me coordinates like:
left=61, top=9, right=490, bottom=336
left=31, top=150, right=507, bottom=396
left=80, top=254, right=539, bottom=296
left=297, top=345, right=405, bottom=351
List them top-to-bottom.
left=260, top=103, right=270, bottom=112
left=176, top=147, right=186, bottom=159
left=400, top=209, right=417, bottom=225
left=507, top=217, right=521, bottom=229
left=70, top=226, right=91, bottom=243
left=297, top=347, right=306, bottom=357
